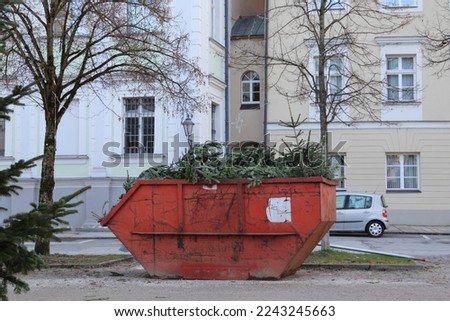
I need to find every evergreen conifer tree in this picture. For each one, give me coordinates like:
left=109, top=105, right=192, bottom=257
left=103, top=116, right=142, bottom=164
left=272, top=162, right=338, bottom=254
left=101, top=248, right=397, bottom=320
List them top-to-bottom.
left=0, top=0, right=90, bottom=300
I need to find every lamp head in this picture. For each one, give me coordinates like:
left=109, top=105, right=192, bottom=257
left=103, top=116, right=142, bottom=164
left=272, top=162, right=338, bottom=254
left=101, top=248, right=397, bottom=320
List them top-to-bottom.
left=182, top=117, right=194, bottom=137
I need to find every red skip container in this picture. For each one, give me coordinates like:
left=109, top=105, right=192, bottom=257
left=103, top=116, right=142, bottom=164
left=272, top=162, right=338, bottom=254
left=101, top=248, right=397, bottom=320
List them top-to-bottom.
left=101, top=177, right=336, bottom=280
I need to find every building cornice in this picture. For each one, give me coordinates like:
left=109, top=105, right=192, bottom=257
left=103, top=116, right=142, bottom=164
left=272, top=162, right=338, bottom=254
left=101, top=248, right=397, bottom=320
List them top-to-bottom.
left=375, top=36, right=426, bottom=45
left=209, top=38, right=225, bottom=51
left=208, top=74, right=226, bottom=90
left=267, top=121, right=450, bottom=131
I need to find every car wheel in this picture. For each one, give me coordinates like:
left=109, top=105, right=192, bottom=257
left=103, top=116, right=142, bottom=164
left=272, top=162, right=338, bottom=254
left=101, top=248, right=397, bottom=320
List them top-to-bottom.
left=366, top=221, right=384, bottom=237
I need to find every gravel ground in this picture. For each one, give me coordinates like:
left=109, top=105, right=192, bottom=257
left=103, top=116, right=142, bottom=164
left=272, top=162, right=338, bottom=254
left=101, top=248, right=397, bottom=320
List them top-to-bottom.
left=7, top=257, right=450, bottom=301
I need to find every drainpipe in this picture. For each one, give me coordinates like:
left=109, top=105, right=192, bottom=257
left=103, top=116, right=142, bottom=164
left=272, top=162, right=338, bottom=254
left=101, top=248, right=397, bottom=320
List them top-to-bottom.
left=224, top=0, right=230, bottom=143
left=263, top=0, right=269, bottom=145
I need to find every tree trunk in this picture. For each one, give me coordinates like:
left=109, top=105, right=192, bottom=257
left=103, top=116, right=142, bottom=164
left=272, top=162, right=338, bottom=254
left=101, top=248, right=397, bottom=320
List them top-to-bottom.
left=318, top=0, right=330, bottom=250
left=319, top=110, right=331, bottom=250
left=34, top=119, right=57, bottom=255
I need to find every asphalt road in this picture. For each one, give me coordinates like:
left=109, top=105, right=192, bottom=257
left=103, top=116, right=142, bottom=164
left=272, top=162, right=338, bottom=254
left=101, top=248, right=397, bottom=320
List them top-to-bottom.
left=329, top=233, right=450, bottom=259
left=35, top=234, right=450, bottom=259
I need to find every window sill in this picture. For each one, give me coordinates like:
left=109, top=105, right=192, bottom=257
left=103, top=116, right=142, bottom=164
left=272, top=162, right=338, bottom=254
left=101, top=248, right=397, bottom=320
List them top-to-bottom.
left=381, top=5, right=422, bottom=13
left=382, top=6, right=418, bottom=9
left=312, top=7, right=345, bottom=11
left=382, top=101, right=421, bottom=106
left=240, top=103, right=260, bottom=110
left=117, top=153, right=166, bottom=167
left=122, top=153, right=165, bottom=159
left=55, top=155, right=89, bottom=165
left=56, top=155, right=89, bottom=160
left=0, top=156, right=15, bottom=164
left=386, top=189, right=421, bottom=194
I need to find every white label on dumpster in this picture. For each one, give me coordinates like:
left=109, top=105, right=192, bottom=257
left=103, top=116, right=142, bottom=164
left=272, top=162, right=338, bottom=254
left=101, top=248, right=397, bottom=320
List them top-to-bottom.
left=266, top=197, right=292, bottom=223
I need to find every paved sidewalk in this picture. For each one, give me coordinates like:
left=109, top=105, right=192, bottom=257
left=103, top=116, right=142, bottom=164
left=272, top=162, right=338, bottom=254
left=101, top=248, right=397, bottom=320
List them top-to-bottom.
left=57, top=224, right=450, bottom=239
left=386, top=224, right=450, bottom=235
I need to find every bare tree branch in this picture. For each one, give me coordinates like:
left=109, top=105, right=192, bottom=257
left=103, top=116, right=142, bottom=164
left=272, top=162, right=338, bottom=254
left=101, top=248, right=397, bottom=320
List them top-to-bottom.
left=0, top=0, right=207, bottom=254
left=233, top=0, right=412, bottom=142
left=419, top=1, right=450, bottom=75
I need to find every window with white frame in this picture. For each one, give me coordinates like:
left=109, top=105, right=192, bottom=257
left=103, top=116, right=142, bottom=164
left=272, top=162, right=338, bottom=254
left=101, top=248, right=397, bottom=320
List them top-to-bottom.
left=313, top=0, right=346, bottom=10
left=383, top=0, right=417, bottom=8
left=381, top=1, right=423, bottom=13
left=314, top=56, right=344, bottom=102
left=386, top=56, right=416, bottom=102
left=241, top=71, right=261, bottom=108
left=124, top=97, right=155, bottom=154
left=211, top=103, right=218, bottom=141
left=331, top=154, right=346, bottom=190
left=386, top=154, right=419, bottom=190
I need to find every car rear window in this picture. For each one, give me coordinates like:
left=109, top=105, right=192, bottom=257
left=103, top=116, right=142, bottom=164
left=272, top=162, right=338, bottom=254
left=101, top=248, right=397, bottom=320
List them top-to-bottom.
left=347, top=195, right=372, bottom=209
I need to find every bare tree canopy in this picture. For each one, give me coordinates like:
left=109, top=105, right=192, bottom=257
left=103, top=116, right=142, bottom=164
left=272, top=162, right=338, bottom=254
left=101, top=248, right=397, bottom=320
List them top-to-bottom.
left=0, top=0, right=207, bottom=254
left=1, top=0, right=206, bottom=117
left=233, top=0, right=412, bottom=141
left=267, top=0, right=411, bottom=127
left=420, top=1, right=450, bottom=74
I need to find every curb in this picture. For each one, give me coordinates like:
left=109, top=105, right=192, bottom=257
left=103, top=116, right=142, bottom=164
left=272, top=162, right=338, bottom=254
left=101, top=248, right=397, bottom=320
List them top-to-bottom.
left=60, top=225, right=450, bottom=239
left=60, top=231, right=450, bottom=240
left=386, top=231, right=450, bottom=236
left=56, top=232, right=117, bottom=240
left=43, top=256, right=134, bottom=269
left=42, top=257, right=423, bottom=272
left=300, top=263, right=424, bottom=271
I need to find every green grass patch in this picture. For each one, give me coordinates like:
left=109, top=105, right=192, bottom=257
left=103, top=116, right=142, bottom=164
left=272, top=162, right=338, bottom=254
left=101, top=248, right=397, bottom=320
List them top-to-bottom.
left=305, top=249, right=415, bottom=265
left=40, top=250, right=415, bottom=268
left=41, top=254, right=133, bottom=267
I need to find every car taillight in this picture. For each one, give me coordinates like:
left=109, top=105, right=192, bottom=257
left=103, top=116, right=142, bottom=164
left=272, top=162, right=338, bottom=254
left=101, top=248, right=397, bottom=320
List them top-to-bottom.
left=382, top=209, right=388, bottom=218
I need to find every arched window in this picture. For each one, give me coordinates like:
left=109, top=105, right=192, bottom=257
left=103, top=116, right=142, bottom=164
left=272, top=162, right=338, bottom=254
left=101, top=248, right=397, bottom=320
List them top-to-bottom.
left=241, top=71, right=260, bottom=109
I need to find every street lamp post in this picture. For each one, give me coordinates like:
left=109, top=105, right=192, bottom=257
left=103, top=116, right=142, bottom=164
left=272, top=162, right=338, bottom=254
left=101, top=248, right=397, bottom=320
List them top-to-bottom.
left=182, top=117, right=195, bottom=149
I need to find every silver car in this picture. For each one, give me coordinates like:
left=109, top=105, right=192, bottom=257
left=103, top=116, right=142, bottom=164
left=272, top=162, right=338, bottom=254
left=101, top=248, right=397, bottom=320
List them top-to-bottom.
left=330, top=192, right=389, bottom=237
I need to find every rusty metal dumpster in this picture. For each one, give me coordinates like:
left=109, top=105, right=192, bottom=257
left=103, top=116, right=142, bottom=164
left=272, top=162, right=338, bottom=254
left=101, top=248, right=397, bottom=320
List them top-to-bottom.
left=101, top=177, right=336, bottom=280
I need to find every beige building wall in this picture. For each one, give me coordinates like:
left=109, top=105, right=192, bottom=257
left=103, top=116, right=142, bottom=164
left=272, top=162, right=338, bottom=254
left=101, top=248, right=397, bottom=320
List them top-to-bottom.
left=230, top=0, right=450, bottom=224
left=230, top=0, right=266, bottom=143
left=231, top=0, right=265, bottom=20
left=265, top=0, right=450, bottom=124
left=230, top=39, right=265, bottom=143
left=267, top=123, right=450, bottom=224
